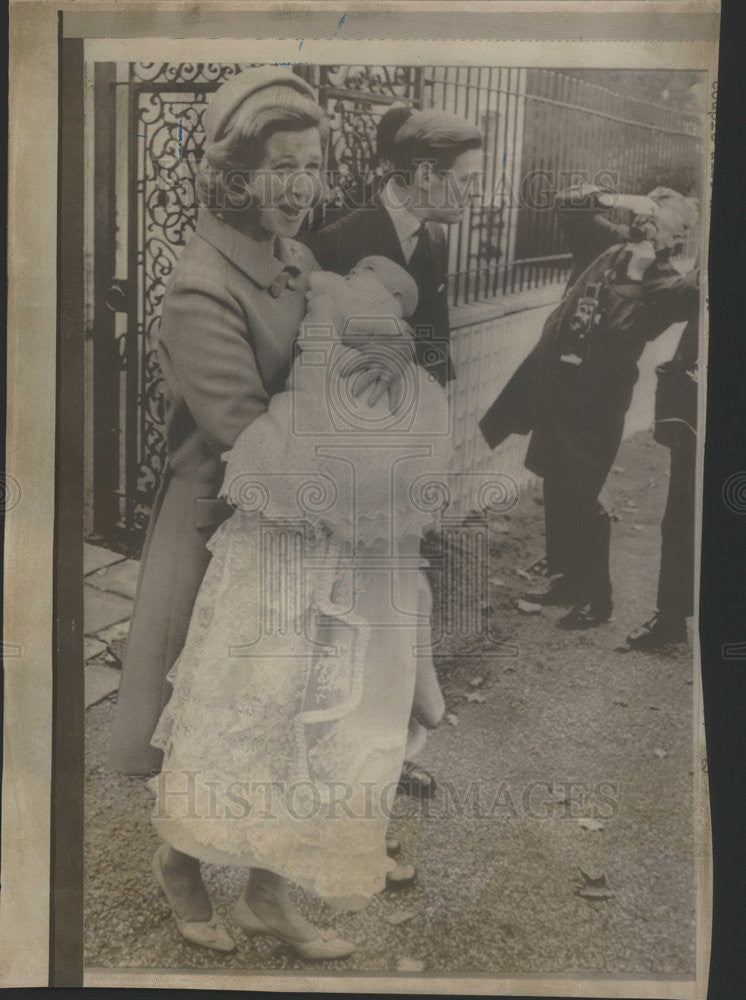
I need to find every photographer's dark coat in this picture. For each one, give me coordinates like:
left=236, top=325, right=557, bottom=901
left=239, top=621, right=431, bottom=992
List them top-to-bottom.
left=108, top=208, right=317, bottom=774
left=479, top=243, right=699, bottom=496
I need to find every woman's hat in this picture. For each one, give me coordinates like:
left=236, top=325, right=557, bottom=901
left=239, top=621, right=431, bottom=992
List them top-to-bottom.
left=204, top=66, right=317, bottom=144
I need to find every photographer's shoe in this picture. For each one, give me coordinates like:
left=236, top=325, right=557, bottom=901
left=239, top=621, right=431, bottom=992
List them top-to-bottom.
left=523, top=575, right=579, bottom=607
left=558, top=599, right=613, bottom=630
left=626, top=613, right=687, bottom=650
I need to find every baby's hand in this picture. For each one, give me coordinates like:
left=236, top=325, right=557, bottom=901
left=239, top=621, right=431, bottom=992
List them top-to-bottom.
left=340, top=319, right=415, bottom=412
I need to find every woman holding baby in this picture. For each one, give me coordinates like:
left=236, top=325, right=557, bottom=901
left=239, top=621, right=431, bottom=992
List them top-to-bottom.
left=109, top=67, right=447, bottom=959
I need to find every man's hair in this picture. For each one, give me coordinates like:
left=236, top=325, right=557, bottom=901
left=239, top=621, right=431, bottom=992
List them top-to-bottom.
left=375, top=104, right=413, bottom=164
left=390, top=108, right=483, bottom=174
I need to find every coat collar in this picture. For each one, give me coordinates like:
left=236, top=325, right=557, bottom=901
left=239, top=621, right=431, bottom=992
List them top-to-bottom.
left=196, top=207, right=303, bottom=288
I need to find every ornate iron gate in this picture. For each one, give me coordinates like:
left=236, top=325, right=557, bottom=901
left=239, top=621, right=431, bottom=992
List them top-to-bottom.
left=90, top=61, right=702, bottom=555
left=91, top=62, right=424, bottom=555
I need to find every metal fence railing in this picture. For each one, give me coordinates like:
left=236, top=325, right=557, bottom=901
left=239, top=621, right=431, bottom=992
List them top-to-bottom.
left=88, top=61, right=705, bottom=554
left=420, top=67, right=703, bottom=305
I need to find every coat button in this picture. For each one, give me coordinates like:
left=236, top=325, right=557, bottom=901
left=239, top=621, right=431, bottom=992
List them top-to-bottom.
left=269, top=281, right=283, bottom=298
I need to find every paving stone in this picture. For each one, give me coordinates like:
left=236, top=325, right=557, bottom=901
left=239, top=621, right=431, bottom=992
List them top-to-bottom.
left=85, top=544, right=126, bottom=576
left=86, top=559, right=140, bottom=600
left=84, top=586, right=133, bottom=636
left=95, top=620, right=131, bottom=646
left=85, top=638, right=108, bottom=662
left=85, top=663, right=121, bottom=709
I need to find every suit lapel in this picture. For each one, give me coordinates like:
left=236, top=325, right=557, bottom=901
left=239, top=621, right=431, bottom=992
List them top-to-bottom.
left=369, top=199, right=409, bottom=269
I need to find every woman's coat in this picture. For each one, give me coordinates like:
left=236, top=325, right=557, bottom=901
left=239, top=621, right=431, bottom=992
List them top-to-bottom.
left=108, top=207, right=316, bottom=774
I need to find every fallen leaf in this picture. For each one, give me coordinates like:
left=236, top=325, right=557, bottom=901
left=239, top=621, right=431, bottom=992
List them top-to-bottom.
left=612, top=466, right=625, bottom=474
left=622, top=501, right=638, bottom=511
left=632, top=524, right=644, bottom=532
left=515, top=568, right=532, bottom=581
left=489, top=575, right=506, bottom=587
left=516, top=600, right=542, bottom=614
left=470, top=676, right=484, bottom=687
left=466, top=692, right=486, bottom=704
left=613, top=699, right=628, bottom=707
left=649, top=705, right=660, bottom=711
left=445, top=712, right=459, bottom=726
left=654, top=747, right=669, bottom=759
left=577, top=817, right=604, bottom=832
left=578, top=866, right=607, bottom=886
left=578, top=887, right=616, bottom=901
left=387, top=910, right=417, bottom=926
left=397, top=957, right=425, bottom=972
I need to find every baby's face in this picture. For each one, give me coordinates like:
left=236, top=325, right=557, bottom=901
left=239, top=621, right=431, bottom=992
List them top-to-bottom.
left=344, top=267, right=404, bottom=316
left=306, top=268, right=401, bottom=318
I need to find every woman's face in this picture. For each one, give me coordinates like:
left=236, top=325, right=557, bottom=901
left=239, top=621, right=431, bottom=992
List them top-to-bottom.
left=246, top=127, right=324, bottom=239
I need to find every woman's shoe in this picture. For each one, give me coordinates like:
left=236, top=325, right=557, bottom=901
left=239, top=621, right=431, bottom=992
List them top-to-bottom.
left=398, top=760, right=437, bottom=799
left=386, top=835, right=401, bottom=857
left=152, top=845, right=236, bottom=953
left=385, top=862, right=417, bottom=890
left=232, top=895, right=356, bottom=960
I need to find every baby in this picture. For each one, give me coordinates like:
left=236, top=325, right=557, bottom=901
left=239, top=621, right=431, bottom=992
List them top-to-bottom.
left=223, top=254, right=450, bottom=503
left=221, top=255, right=448, bottom=731
left=288, top=255, right=420, bottom=409
left=151, top=261, right=447, bottom=910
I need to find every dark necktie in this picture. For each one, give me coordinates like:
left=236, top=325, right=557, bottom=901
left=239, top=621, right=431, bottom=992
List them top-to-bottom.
left=404, top=223, right=451, bottom=386
left=408, top=223, right=432, bottom=275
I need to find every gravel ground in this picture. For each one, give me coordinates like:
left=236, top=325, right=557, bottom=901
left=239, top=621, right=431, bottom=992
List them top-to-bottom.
left=85, top=429, right=698, bottom=977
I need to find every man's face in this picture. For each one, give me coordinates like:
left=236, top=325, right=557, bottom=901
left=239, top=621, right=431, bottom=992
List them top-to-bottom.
left=419, top=148, right=484, bottom=224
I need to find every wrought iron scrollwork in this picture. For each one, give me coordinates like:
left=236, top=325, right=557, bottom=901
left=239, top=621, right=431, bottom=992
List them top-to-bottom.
left=114, top=61, right=425, bottom=550
left=131, top=62, right=248, bottom=85
left=132, top=84, right=214, bottom=523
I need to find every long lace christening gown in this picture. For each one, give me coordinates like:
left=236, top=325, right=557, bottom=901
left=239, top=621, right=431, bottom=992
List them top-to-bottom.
left=150, top=341, right=451, bottom=902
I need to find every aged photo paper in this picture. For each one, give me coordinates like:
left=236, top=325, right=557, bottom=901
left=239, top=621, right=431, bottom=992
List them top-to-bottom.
left=3, top=1, right=720, bottom=994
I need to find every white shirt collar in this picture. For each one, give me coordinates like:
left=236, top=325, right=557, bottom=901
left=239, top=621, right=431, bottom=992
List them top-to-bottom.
left=380, top=178, right=422, bottom=262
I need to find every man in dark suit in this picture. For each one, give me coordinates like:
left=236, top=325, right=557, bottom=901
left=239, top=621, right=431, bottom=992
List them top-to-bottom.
left=308, top=108, right=484, bottom=391
left=306, top=109, right=483, bottom=799
left=626, top=315, right=698, bottom=649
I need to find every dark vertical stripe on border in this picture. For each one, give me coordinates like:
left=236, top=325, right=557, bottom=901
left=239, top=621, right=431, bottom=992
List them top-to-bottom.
left=52, top=26, right=85, bottom=986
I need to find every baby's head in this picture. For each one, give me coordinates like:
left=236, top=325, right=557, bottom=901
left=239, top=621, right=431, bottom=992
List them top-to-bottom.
left=304, top=255, right=418, bottom=352
left=307, top=256, right=418, bottom=320
left=346, top=256, right=419, bottom=319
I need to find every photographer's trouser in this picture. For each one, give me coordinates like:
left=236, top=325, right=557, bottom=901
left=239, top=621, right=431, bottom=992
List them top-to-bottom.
left=657, top=438, right=696, bottom=619
left=543, top=475, right=612, bottom=606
